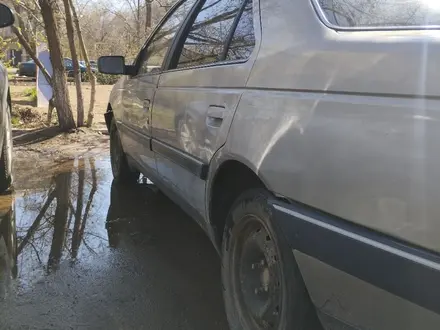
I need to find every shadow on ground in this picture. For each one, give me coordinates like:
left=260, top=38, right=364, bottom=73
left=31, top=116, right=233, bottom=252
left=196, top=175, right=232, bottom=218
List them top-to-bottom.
left=11, top=99, right=35, bottom=107
left=12, top=127, right=62, bottom=146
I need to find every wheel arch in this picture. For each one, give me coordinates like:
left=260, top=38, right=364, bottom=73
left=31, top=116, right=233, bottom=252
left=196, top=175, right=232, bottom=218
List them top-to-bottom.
left=208, top=158, right=268, bottom=250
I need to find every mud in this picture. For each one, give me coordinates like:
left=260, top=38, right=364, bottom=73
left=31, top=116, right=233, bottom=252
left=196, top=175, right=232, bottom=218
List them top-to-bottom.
left=0, top=155, right=228, bottom=329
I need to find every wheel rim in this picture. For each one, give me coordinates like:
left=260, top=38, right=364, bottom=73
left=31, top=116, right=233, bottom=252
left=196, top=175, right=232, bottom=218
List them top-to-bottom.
left=233, top=215, right=282, bottom=329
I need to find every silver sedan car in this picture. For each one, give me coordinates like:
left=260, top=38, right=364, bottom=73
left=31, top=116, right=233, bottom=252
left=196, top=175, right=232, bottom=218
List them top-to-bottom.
left=99, top=0, right=440, bottom=329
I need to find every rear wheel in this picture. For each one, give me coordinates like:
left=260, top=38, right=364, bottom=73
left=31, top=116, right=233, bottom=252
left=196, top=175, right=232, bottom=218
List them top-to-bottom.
left=0, top=106, right=13, bottom=193
left=109, top=118, right=139, bottom=184
left=221, top=189, right=322, bottom=330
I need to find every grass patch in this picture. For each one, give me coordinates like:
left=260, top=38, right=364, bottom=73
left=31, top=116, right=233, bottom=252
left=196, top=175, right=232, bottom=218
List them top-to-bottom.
left=6, top=67, right=16, bottom=74
left=23, top=87, right=37, bottom=104
left=24, top=87, right=37, bottom=98
left=11, top=116, right=20, bottom=126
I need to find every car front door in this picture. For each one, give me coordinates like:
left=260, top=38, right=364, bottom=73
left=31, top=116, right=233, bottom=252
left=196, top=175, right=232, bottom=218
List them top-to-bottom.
left=119, top=0, right=197, bottom=179
left=151, top=0, right=259, bottom=224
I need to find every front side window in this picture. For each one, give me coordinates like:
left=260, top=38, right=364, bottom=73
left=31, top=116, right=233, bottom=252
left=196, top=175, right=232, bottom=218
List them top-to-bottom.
left=138, top=0, right=197, bottom=75
left=176, top=0, right=244, bottom=69
left=225, top=0, right=255, bottom=61
left=316, top=0, right=440, bottom=28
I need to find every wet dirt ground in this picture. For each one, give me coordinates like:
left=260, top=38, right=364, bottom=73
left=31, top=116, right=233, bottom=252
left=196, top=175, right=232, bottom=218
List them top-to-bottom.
left=0, top=155, right=229, bottom=329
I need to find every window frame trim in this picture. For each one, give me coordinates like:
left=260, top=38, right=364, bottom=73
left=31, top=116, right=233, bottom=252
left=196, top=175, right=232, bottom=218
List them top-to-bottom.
left=132, top=0, right=199, bottom=77
left=162, top=0, right=205, bottom=70
left=165, top=0, right=256, bottom=72
left=220, top=0, right=249, bottom=61
left=311, top=0, right=440, bottom=32
left=163, top=57, right=251, bottom=74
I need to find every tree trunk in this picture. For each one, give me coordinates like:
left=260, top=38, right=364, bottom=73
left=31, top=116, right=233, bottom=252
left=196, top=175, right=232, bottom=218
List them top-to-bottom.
left=39, top=0, right=76, bottom=131
left=63, top=0, right=84, bottom=127
left=69, top=0, right=96, bottom=127
left=136, top=0, right=141, bottom=46
left=145, top=0, right=152, bottom=32
left=12, top=25, right=52, bottom=85
left=47, top=98, right=55, bottom=124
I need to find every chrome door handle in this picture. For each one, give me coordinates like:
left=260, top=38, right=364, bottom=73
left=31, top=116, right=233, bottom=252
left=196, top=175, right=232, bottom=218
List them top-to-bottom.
left=206, top=105, right=226, bottom=128
left=207, top=105, right=226, bottom=119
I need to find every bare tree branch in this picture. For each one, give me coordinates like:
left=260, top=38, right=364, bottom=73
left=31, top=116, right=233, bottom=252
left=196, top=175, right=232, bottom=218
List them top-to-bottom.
left=17, top=189, right=56, bottom=255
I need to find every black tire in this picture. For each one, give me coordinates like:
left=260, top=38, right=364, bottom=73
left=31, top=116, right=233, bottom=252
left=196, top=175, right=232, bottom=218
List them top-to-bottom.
left=0, top=106, right=13, bottom=193
left=109, top=118, right=139, bottom=184
left=221, top=189, right=322, bottom=330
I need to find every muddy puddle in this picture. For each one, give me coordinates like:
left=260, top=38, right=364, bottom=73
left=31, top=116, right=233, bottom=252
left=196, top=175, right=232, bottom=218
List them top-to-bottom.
left=0, top=156, right=227, bottom=329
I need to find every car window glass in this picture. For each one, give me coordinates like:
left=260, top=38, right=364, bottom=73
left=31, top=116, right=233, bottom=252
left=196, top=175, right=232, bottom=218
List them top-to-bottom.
left=138, top=0, right=197, bottom=75
left=176, top=0, right=243, bottom=69
left=225, top=0, right=254, bottom=61
left=316, top=0, right=440, bottom=28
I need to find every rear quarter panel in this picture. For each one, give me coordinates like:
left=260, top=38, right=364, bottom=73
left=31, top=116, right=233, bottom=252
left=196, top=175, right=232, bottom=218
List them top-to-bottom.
left=227, top=0, right=440, bottom=254
left=223, top=1, right=440, bottom=327
left=228, top=90, right=440, bottom=254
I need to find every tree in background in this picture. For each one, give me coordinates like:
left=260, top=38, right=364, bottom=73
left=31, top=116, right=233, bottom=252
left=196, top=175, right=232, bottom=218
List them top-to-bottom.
left=7, top=0, right=179, bottom=131
left=9, top=0, right=43, bottom=55
left=39, top=0, right=76, bottom=130
left=62, top=0, right=84, bottom=126
left=70, top=0, right=96, bottom=127
left=80, top=0, right=175, bottom=59
left=11, top=26, right=52, bottom=84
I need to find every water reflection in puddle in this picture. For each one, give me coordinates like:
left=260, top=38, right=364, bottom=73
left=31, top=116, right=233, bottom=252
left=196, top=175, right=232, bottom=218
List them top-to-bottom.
left=0, top=156, right=228, bottom=330
left=0, top=157, right=160, bottom=293
left=1, top=158, right=109, bottom=292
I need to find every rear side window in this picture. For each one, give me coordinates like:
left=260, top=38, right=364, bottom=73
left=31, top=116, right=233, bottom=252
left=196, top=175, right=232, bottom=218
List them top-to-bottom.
left=176, top=0, right=244, bottom=69
left=225, top=0, right=255, bottom=61
left=316, top=0, right=440, bottom=28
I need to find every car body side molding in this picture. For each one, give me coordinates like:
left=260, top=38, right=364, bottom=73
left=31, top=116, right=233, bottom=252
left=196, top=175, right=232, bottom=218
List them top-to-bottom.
left=151, top=138, right=208, bottom=180
left=271, top=200, right=440, bottom=315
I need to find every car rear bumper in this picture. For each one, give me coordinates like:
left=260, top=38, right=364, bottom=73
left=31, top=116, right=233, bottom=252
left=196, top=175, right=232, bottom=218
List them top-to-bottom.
left=270, top=199, right=440, bottom=316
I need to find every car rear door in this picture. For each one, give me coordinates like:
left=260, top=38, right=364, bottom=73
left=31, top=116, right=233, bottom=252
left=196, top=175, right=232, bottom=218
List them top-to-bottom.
left=151, top=0, right=259, bottom=223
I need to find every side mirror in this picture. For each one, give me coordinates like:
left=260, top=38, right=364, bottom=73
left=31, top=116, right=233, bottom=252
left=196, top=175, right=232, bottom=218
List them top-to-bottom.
left=0, top=4, right=14, bottom=28
left=98, top=56, right=127, bottom=75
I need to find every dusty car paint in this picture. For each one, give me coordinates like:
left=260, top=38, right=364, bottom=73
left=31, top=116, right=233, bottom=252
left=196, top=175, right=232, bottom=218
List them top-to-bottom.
left=105, top=0, right=440, bottom=328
